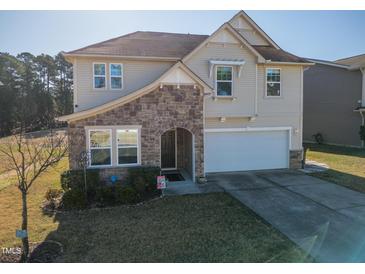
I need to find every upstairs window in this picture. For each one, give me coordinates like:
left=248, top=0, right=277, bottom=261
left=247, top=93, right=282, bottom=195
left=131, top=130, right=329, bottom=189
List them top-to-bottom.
left=93, top=63, right=106, bottom=89
left=110, top=63, right=123, bottom=90
left=216, top=66, right=233, bottom=96
left=266, top=68, right=281, bottom=97
left=89, top=129, right=112, bottom=166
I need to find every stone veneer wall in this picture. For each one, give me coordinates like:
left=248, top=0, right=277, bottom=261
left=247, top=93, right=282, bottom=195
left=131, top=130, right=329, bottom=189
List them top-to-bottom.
left=67, top=85, right=204, bottom=180
left=289, top=149, right=303, bottom=169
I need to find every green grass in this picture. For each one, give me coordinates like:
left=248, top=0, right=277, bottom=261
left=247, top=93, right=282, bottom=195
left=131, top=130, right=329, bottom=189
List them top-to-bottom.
left=306, top=143, right=365, bottom=193
left=0, top=158, right=309, bottom=262
left=48, top=193, right=308, bottom=263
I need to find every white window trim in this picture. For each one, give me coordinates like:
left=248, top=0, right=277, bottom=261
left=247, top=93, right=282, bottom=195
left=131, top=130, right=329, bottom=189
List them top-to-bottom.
left=93, top=63, right=107, bottom=90
left=109, top=63, right=123, bottom=91
left=215, top=65, right=233, bottom=97
left=265, top=68, right=282, bottom=98
left=85, top=126, right=141, bottom=168
left=116, top=128, right=141, bottom=167
left=88, top=129, right=113, bottom=168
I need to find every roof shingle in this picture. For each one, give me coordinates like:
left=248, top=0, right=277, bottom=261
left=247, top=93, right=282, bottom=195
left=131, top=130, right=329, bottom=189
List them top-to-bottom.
left=66, top=31, right=209, bottom=59
left=66, top=31, right=309, bottom=64
left=253, top=46, right=309, bottom=63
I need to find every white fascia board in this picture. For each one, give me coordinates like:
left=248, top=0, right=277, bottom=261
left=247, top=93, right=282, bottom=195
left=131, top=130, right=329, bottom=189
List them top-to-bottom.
left=307, top=59, right=350, bottom=69
left=204, top=126, right=292, bottom=133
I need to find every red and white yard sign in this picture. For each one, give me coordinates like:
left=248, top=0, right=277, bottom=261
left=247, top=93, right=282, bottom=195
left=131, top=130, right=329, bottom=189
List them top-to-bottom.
left=157, top=176, right=167, bottom=189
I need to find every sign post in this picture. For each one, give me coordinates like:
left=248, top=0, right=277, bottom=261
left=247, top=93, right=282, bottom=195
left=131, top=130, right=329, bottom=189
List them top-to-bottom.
left=157, top=175, right=167, bottom=196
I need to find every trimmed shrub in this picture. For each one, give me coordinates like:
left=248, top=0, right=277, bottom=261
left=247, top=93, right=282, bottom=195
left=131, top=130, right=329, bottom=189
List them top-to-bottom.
left=312, top=133, right=324, bottom=145
left=127, top=166, right=160, bottom=194
left=60, top=169, right=100, bottom=202
left=60, top=169, right=100, bottom=192
left=133, top=176, right=147, bottom=193
left=95, top=186, right=116, bottom=206
left=115, top=186, right=140, bottom=204
left=62, top=189, right=88, bottom=210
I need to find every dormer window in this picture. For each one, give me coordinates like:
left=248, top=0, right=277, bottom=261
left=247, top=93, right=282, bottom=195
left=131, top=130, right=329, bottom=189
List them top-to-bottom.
left=93, top=63, right=106, bottom=89
left=216, top=66, right=233, bottom=96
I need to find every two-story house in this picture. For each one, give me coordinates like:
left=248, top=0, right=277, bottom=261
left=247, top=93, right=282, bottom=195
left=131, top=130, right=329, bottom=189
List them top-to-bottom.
left=58, top=11, right=312, bottom=182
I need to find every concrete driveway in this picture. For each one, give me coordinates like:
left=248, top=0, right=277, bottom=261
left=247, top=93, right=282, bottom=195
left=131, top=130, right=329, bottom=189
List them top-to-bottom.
left=207, top=170, right=365, bottom=262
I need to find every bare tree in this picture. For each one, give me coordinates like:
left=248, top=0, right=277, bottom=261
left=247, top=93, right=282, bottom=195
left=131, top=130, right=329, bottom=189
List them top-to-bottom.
left=0, top=130, right=68, bottom=262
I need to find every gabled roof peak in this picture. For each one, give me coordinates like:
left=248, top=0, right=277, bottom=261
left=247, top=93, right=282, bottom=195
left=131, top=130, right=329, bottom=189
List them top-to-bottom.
left=228, top=10, right=280, bottom=50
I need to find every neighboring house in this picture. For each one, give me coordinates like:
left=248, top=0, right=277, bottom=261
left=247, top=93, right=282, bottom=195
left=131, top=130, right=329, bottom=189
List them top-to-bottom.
left=58, top=11, right=312, bottom=182
left=303, top=55, right=365, bottom=147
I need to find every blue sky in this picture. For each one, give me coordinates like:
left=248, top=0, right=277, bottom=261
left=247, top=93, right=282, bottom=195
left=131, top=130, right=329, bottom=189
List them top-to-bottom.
left=0, top=10, right=364, bottom=61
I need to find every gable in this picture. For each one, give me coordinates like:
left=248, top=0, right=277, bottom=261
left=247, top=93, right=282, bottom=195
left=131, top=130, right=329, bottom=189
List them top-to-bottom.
left=229, top=11, right=279, bottom=49
left=229, top=13, right=270, bottom=46
left=182, top=23, right=265, bottom=64
left=209, top=29, right=241, bottom=44
left=161, top=67, right=200, bottom=85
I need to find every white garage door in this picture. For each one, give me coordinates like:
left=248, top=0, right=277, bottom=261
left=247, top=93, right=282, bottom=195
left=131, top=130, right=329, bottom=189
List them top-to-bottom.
left=205, top=130, right=289, bottom=173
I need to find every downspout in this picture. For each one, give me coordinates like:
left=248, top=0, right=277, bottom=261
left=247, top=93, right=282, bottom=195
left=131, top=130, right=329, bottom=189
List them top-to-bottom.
left=73, top=58, right=78, bottom=112
left=253, top=64, right=258, bottom=117
left=361, top=67, right=365, bottom=147
left=361, top=67, right=365, bottom=107
left=360, top=110, right=365, bottom=148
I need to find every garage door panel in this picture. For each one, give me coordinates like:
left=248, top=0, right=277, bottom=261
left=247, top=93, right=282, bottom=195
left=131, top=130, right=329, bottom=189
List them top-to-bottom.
left=205, top=130, right=289, bottom=173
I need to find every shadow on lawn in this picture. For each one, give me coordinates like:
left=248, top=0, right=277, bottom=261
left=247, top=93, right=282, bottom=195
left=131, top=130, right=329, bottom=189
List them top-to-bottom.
left=305, top=143, right=365, bottom=158
left=311, top=168, right=365, bottom=194
left=30, top=194, right=312, bottom=263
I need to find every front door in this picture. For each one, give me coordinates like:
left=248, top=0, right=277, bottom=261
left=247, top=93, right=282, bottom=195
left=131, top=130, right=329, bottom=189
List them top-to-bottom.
left=161, top=129, right=176, bottom=169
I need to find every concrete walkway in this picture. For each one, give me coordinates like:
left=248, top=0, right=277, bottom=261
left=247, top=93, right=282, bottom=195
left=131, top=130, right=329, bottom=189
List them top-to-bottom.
left=208, top=170, right=365, bottom=263
left=163, top=179, right=223, bottom=196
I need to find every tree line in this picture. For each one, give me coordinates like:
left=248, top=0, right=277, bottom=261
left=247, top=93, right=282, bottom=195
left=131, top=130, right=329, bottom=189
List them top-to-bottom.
left=0, top=52, right=73, bottom=137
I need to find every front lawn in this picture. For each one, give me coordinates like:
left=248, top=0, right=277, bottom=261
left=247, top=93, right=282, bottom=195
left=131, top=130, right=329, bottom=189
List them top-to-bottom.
left=306, top=143, right=365, bottom=193
left=0, top=160, right=308, bottom=262
left=44, top=193, right=309, bottom=263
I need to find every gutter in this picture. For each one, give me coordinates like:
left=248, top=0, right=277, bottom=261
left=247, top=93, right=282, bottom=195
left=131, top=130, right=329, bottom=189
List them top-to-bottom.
left=264, top=60, right=315, bottom=66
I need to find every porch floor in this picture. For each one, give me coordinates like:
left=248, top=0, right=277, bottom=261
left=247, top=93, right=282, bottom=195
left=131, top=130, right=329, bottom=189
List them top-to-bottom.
left=162, top=171, right=223, bottom=196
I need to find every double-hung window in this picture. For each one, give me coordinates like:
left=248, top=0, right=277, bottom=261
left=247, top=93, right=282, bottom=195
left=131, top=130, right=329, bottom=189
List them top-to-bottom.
left=93, top=63, right=106, bottom=89
left=110, top=63, right=123, bottom=90
left=216, top=66, right=233, bottom=96
left=266, top=68, right=281, bottom=97
left=89, top=129, right=112, bottom=166
left=117, top=129, right=139, bottom=165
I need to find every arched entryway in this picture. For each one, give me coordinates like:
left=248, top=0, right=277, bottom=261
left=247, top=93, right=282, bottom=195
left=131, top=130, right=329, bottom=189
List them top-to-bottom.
left=161, top=127, right=194, bottom=180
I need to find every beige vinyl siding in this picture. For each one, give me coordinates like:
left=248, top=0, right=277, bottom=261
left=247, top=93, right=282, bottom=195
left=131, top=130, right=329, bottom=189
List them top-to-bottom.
left=235, top=29, right=269, bottom=46
left=186, top=39, right=303, bottom=150
left=186, top=42, right=257, bottom=117
left=75, top=57, right=174, bottom=111
left=256, top=65, right=302, bottom=149
left=257, top=65, right=302, bottom=115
